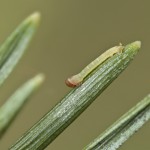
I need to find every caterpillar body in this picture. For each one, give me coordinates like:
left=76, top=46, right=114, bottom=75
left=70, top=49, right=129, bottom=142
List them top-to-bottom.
left=66, top=44, right=124, bottom=87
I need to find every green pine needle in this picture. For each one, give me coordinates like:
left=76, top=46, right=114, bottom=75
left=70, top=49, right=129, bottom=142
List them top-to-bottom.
left=0, top=12, right=40, bottom=86
left=10, top=41, right=141, bottom=150
left=0, top=74, right=44, bottom=138
left=84, top=94, right=150, bottom=150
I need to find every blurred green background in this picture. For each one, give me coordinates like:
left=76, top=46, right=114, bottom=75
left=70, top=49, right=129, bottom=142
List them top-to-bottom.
left=0, top=0, right=149, bottom=149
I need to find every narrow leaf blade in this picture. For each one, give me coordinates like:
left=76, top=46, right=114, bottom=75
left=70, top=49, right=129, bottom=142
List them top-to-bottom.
left=0, top=12, right=40, bottom=86
left=10, top=41, right=141, bottom=150
left=0, top=74, right=44, bottom=137
left=84, top=94, right=150, bottom=150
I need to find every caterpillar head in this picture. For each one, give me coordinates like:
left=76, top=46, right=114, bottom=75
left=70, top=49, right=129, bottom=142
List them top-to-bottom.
left=65, top=75, right=82, bottom=87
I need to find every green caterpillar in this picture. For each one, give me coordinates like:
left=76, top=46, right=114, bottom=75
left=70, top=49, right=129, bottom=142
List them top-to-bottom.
left=66, top=44, right=124, bottom=87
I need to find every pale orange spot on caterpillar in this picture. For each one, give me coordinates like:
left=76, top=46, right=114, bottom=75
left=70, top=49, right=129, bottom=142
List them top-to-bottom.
left=66, top=44, right=124, bottom=87
left=65, top=78, right=80, bottom=87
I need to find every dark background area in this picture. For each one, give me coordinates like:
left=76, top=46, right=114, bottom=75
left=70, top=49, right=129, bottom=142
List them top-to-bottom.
left=0, top=0, right=149, bottom=149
